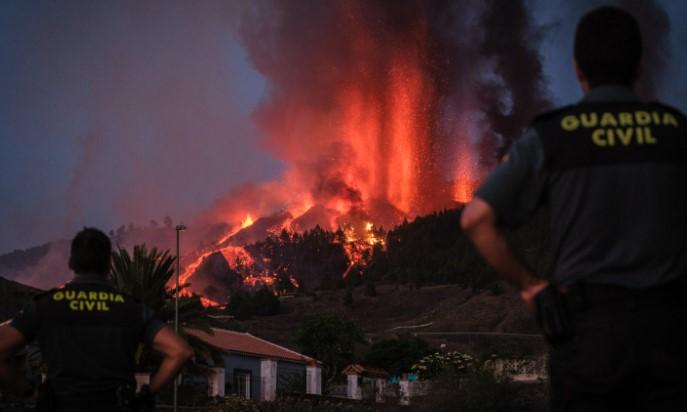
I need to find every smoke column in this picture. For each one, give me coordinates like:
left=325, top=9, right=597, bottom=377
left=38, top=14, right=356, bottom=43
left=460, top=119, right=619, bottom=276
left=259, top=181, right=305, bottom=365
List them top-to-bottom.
left=220, top=0, right=551, bottom=229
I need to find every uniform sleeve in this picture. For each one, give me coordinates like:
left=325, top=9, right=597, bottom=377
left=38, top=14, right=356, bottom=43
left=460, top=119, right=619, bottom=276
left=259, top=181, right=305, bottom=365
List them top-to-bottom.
left=474, top=128, right=548, bottom=226
left=9, top=300, right=38, bottom=341
left=141, top=305, right=166, bottom=345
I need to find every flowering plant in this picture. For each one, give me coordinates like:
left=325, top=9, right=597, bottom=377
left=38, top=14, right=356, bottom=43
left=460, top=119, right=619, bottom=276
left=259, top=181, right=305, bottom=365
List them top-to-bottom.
left=410, top=351, right=474, bottom=379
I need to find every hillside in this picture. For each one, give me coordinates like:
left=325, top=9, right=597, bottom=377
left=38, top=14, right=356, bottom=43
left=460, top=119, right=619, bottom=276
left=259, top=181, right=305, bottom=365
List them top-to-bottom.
left=216, top=283, right=546, bottom=359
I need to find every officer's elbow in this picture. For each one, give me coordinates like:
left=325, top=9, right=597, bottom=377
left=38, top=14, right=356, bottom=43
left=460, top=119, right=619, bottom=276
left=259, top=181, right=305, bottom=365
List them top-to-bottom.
left=461, top=198, right=495, bottom=236
left=167, top=341, right=193, bottom=363
left=177, top=343, right=193, bottom=362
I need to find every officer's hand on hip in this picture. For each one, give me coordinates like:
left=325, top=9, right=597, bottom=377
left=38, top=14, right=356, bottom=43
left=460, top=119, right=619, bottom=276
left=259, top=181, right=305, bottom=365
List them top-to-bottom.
left=520, top=280, right=549, bottom=314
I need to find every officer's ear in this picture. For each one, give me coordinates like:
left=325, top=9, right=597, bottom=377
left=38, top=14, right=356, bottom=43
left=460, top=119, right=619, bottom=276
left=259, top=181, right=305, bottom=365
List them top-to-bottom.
left=573, top=59, right=591, bottom=93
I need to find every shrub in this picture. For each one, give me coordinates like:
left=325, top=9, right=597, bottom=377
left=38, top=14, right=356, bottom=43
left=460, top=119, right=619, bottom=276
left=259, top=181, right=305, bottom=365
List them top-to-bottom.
left=364, top=337, right=432, bottom=376
left=411, top=351, right=474, bottom=379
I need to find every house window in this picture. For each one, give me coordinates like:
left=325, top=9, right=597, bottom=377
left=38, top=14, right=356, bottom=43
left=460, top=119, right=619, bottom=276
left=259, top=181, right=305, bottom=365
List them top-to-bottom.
left=234, top=369, right=252, bottom=399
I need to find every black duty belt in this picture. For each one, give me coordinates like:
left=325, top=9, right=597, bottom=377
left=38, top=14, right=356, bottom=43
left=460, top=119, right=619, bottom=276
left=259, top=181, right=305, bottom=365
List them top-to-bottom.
left=565, top=277, right=687, bottom=307
left=54, top=395, right=119, bottom=409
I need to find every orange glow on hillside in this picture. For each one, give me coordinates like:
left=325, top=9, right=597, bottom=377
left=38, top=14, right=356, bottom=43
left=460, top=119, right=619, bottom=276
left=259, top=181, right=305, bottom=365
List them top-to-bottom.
left=241, top=215, right=255, bottom=229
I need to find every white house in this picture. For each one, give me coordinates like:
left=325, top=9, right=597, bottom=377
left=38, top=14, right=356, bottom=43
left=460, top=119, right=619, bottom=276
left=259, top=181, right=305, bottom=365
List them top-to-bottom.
left=186, top=327, right=322, bottom=401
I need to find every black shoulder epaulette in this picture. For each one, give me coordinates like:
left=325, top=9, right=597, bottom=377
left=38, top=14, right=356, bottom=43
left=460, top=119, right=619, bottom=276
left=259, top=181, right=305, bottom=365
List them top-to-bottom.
left=650, top=101, right=687, bottom=118
left=530, top=105, right=574, bottom=126
left=32, top=288, right=60, bottom=301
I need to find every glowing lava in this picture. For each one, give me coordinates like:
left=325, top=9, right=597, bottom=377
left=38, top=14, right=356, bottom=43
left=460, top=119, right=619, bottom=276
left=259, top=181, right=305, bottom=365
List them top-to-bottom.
left=241, top=215, right=255, bottom=229
left=340, top=221, right=385, bottom=279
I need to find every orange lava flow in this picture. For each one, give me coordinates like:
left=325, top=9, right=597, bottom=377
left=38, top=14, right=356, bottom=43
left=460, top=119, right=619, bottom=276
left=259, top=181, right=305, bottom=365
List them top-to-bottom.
left=340, top=221, right=384, bottom=278
left=243, top=274, right=276, bottom=288
left=200, top=296, right=221, bottom=307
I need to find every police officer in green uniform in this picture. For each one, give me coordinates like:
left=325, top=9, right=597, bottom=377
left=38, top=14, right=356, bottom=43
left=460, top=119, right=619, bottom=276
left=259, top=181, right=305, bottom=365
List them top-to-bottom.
left=462, top=6, right=687, bottom=411
left=0, top=228, right=193, bottom=411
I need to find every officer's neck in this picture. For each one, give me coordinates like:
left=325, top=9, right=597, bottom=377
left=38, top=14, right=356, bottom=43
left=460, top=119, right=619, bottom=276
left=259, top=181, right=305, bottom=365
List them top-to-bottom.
left=583, top=80, right=637, bottom=95
left=71, top=273, right=109, bottom=283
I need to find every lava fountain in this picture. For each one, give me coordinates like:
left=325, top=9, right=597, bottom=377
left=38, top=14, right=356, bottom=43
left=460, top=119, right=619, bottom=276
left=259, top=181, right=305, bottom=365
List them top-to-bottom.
left=182, top=0, right=550, bottom=302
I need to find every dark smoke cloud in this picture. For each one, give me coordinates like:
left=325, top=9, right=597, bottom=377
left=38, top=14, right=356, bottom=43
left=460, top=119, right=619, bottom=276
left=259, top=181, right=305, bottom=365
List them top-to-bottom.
left=235, top=0, right=552, bottom=217
left=478, top=0, right=551, bottom=157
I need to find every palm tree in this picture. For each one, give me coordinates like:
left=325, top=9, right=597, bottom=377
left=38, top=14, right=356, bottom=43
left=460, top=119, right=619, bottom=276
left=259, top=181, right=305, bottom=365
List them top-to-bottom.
left=110, top=244, right=219, bottom=369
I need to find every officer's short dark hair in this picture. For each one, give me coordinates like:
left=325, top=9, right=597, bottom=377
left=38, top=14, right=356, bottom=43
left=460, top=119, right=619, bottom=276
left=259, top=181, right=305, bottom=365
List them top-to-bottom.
left=574, top=6, right=642, bottom=87
left=69, top=228, right=112, bottom=275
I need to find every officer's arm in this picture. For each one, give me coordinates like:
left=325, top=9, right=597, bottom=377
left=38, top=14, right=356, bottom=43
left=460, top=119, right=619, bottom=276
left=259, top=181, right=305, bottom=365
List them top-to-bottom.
left=461, top=198, right=548, bottom=308
left=0, top=325, right=27, bottom=384
left=149, top=326, right=193, bottom=394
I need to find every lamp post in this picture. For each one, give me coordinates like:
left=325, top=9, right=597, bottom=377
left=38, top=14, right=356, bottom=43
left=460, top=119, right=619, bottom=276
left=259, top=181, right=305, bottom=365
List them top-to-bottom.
left=174, top=224, right=186, bottom=412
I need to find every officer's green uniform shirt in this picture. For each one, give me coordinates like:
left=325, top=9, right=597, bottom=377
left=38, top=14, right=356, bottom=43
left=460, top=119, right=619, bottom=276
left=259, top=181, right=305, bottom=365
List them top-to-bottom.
left=475, top=85, right=687, bottom=288
left=10, top=274, right=165, bottom=399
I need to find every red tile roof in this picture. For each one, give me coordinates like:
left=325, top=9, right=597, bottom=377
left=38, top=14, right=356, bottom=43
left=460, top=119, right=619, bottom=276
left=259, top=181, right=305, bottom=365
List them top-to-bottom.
left=186, top=327, right=320, bottom=365
left=341, top=364, right=389, bottom=378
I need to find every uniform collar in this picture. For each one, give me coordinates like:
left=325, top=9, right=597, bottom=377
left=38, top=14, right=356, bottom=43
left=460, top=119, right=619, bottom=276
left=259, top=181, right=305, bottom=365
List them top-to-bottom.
left=581, top=85, right=641, bottom=103
left=69, top=273, right=112, bottom=286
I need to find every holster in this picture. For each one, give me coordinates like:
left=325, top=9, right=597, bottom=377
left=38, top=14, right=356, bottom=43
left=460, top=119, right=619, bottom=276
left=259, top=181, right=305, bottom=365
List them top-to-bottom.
left=535, top=284, right=574, bottom=346
left=35, top=381, right=55, bottom=412
left=115, top=384, right=136, bottom=412
left=134, top=385, right=155, bottom=412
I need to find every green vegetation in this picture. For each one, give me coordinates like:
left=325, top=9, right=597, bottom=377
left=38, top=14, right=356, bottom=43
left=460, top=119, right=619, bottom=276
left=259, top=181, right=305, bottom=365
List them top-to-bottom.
left=244, top=207, right=550, bottom=293
left=245, top=227, right=349, bottom=292
left=110, top=244, right=217, bottom=367
left=226, top=286, right=281, bottom=320
left=296, top=314, right=365, bottom=387
left=363, top=337, right=432, bottom=376
left=411, top=351, right=475, bottom=379
left=414, top=366, right=546, bottom=412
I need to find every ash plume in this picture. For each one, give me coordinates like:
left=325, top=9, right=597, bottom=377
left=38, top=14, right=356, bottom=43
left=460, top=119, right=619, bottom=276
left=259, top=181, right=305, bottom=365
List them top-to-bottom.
left=233, top=0, right=551, bottom=224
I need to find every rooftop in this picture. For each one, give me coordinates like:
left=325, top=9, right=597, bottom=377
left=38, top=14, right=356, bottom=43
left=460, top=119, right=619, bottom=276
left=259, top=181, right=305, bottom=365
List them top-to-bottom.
left=186, top=327, right=320, bottom=365
left=341, top=364, right=390, bottom=378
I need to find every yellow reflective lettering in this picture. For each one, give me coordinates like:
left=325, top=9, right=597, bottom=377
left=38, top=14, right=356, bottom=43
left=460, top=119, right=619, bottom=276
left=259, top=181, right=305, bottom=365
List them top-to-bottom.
left=635, top=111, right=651, bottom=126
left=652, top=112, right=661, bottom=124
left=580, top=113, right=598, bottom=128
left=600, top=113, right=618, bottom=127
left=618, top=113, right=634, bottom=126
left=663, top=113, right=679, bottom=127
left=561, top=115, right=579, bottom=131
left=637, top=127, right=644, bottom=144
left=645, top=127, right=657, bottom=144
left=616, top=128, right=633, bottom=146
left=592, top=129, right=607, bottom=146
left=606, top=129, right=616, bottom=146
left=65, top=290, right=76, bottom=300
left=53, top=291, right=64, bottom=301
left=77, top=291, right=88, bottom=300
left=88, top=291, right=98, bottom=300
left=99, top=292, right=109, bottom=301
left=115, top=294, right=125, bottom=303
left=69, top=300, right=80, bottom=311
left=85, top=301, right=95, bottom=311
left=98, top=302, right=110, bottom=312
